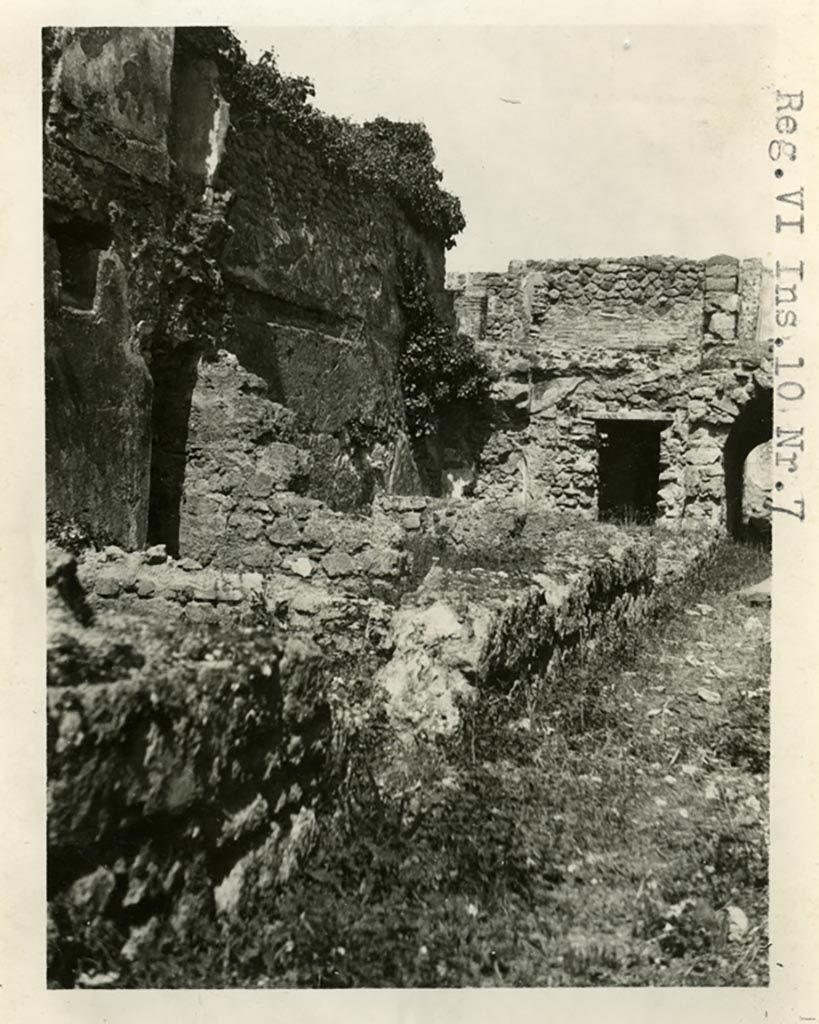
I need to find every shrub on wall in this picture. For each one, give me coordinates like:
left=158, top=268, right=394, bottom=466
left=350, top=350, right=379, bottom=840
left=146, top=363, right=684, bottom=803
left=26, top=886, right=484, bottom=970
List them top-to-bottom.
left=177, top=28, right=465, bottom=248
left=397, top=249, right=490, bottom=439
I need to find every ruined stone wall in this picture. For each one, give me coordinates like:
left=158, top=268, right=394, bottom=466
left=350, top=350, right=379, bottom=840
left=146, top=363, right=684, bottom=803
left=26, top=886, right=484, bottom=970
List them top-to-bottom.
left=44, top=27, right=446, bottom=554
left=44, top=28, right=174, bottom=548
left=173, top=112, right=447, bottom=564
left=447, top=256, right=771, bottom=527
left=743, top=440, right=773, bottom=525
left=47, top=506, right=718, bottom=982
left=46, top=545, right=336, bottom=982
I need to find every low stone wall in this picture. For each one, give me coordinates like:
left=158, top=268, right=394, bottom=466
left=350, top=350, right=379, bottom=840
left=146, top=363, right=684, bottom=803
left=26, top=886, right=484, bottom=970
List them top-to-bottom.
left=81, top=503, right=408, bottom=601
left=47, top=508, right=718, bottom=985
left=376, top=521, right=717, bottom=738
left=75, top=544, right=397, bottom=671
left=47, top=547, right=335, bottom=985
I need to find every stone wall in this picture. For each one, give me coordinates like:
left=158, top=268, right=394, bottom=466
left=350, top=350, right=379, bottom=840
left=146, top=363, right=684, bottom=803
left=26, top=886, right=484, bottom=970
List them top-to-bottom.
left=44, top=27, right=445, bottom=552
left=44, top=28, right=174, bottom=548
left=173, top=108, right=448, bottom=546
left=447, top=256, right=772, bottom=529
left=743, top=440, right=772, bottom=526
left=46, top=505, right=719, bottom=983
left=377, top=520, right=717, bottom=740
left=46, top=544, right=335, bottom=984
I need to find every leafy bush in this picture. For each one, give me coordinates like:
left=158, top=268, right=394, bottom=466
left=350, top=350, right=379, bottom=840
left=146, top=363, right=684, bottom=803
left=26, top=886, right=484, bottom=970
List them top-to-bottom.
left=179, top=29, right=465, bottom=247
left=396, top=248, right=490, bottom=438
left=46, top=508, right=113, bottom=554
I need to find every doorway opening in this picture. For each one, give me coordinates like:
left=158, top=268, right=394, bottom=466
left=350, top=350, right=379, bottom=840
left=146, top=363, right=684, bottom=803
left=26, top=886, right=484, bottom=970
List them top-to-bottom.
left=146, top=341, right=201, bottom=557
left=723, top=386, right=773, bottom=542
left=596, top=419, right=663, bottom=524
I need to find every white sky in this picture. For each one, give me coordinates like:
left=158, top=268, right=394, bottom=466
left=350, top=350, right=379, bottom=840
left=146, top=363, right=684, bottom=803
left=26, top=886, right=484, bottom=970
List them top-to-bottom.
left=235, top=25, right=774, bottom=273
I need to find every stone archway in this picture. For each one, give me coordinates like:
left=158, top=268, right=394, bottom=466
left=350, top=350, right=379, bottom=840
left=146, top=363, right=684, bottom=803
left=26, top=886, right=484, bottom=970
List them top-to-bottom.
left=723, top=383, right=773, bottom=539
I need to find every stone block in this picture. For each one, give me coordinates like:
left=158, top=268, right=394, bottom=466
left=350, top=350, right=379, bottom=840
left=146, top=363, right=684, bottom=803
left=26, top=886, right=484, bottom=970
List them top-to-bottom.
left=705, top=254, right=739, bottom=268
left=705, top=276, right=738, bottom=292
left=706, top=292, right=739, bottom=313
left=709, top=312, right=737, bottom=339
left=686, top=446, right=722, bottom=465
left=246, top=472, right=273, bottom=499
left=266, top=517, right=302, bottom=547
left=301, top=518, right=335, bottom=551
left=240, top=543, right=274, bottom=570
left=144, top=545, right=167, bottom=565
left=358, top=547, right=404, bottom=578
left=321, top=552, right=356, bottom=577
left=287, top=557, right=314, bottom=578
left=94, top=577, right=121, bottom=599
left=290, top=589, right=332, bottom=615
left=68, top=866, right=117, bottom=916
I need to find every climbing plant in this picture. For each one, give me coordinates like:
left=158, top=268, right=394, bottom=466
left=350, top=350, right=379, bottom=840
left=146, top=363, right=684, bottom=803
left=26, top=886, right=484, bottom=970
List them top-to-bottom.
left=176, top=28, right=465, bottom=247
left=161, top=196, right=234, bottom=357
left=397, top=248, right=490, bottom=439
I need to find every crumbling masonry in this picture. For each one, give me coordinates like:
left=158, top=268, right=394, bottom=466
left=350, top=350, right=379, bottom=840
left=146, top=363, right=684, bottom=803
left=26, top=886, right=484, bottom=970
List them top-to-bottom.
left=43, top=27, right=772, bottom=983
left=446, top=257, right=772, bottom=532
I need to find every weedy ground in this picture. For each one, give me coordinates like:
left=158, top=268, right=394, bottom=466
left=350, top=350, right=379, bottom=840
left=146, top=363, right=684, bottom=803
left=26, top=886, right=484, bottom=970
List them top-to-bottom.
left=125, top=538, right=770, bottom=988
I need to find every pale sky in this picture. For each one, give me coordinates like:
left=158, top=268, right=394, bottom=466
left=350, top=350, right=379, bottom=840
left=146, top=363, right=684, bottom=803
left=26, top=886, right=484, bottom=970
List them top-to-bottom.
left=236, top=25, right=774, bottom=273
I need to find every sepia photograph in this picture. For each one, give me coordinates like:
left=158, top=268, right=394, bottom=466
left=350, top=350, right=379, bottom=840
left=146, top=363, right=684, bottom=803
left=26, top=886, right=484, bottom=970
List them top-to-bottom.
left=13, top=4, right=810, bottom=1006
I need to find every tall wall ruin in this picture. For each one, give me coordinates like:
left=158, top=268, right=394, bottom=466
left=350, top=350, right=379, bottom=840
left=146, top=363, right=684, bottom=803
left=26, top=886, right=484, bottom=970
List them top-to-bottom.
left=44, top=28, right=445, bottom=555
left=44, top=28, right=774, bottom=982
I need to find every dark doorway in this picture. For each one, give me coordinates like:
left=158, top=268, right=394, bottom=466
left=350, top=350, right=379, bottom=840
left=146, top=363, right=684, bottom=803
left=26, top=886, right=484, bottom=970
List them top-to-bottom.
left=146, top=341, right=201, bottom=556
left=723, top=386, right=773, bottom=541
left=596, top=420, right=663, bottom=524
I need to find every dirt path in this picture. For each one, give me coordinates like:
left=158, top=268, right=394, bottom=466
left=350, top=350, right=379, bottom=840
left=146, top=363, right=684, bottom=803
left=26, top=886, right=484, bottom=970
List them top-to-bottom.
left=526, top=547, right=771, bottom=985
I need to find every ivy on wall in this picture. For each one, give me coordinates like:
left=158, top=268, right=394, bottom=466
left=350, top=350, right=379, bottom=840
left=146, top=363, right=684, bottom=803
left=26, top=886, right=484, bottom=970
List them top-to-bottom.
left=176, top=28, right=465, bottom=248
left=161, top=195, right=234, bottom=357
left=397, top=248, right=490, bottom=439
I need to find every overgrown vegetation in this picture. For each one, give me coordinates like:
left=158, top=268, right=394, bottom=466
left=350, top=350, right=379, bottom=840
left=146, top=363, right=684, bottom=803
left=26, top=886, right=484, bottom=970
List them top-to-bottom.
left=177, top=28, right=465, bottom=247
left=160, top=195, right=234, bottom=357
left=396, top=247, right=491, bottom=439
left=46, top=509, right=113, bottom=555
left=111, top=539, right=769, bottom=988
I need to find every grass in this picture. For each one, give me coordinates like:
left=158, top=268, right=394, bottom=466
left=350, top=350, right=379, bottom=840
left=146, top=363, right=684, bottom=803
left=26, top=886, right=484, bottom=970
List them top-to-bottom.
left=112, top=538, right=771, bottom=988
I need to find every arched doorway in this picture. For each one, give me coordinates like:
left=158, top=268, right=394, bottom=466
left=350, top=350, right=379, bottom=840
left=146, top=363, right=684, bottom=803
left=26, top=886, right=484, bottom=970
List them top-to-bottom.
left=723, top=385, right=773, bottom=540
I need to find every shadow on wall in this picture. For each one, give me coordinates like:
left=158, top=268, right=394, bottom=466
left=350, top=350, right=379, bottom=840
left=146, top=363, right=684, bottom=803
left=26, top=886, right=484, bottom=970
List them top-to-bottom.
left=146, top=33, right=227, bottom=555
left=46, top=219, right=114, bottom=311
left=146, top=343, right=200, bottom=556
left=723, top=384, right=773, bottom=541
left=417, top=397, right=495, bottom=499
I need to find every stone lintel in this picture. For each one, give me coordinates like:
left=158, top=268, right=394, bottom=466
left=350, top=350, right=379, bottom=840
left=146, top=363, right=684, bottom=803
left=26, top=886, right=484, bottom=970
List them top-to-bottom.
left=582, top=410, right=674, bottom=422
